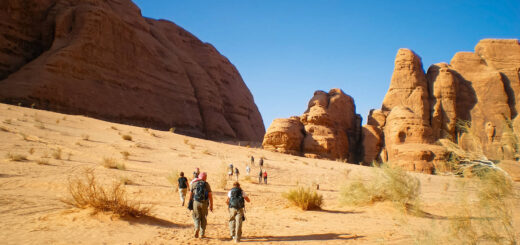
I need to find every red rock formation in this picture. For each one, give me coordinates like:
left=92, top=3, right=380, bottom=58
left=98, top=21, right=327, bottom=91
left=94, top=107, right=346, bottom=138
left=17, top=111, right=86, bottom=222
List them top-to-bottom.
left=0, top=0, right=265, bottom=141
left=364, top=39, right=520, bottom=173
left=382, top=49, right=430, bottom=122
left=263, top=89, right=362, bottom=161
left=262, top=117, right=304, bottom=155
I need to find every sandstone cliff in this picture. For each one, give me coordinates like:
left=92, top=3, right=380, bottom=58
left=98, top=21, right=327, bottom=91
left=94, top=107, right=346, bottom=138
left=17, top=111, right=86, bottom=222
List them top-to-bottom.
left=0, top=0, right=265, bottom=141
left=363, top=39, right=520, bottom=173
left=263, top=89, right=362, bottom=162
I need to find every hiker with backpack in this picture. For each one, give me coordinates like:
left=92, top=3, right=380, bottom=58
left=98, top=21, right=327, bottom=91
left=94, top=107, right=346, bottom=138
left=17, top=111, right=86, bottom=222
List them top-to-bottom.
left=250, top=156, right=254, bottom=166
left=259, top=157, right=264, bottom=169
left=228, top=163, right=234, bottom=180
left=193, top=167, right=200, bottom=179
left=234, top=167, right=240, bottom=181
left=258, top=169, right=263, bottom=184
left=263, top=170, right=268, bottom=184
left=178, top=172, right=189, bottom=206
left=188, top=172, right=213, bottom=239
left=226, top=182, right=250, bottom=243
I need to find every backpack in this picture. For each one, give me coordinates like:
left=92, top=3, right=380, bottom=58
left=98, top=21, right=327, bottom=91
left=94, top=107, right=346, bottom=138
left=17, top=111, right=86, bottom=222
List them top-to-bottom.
left=178, top=177, right=187, bottom=188
left=193, top=181, right=208, bottom=202
left=229, top=187, right=245, bottom=209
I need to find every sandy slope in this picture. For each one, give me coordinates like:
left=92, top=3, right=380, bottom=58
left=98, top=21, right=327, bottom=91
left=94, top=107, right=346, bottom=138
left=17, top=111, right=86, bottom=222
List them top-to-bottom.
left=0, top=103, right=519, bottom=245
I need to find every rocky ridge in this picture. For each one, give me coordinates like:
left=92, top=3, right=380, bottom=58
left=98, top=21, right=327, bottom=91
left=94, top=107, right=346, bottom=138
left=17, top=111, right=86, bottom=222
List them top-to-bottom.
left=0, top=0, right=265, bottom=141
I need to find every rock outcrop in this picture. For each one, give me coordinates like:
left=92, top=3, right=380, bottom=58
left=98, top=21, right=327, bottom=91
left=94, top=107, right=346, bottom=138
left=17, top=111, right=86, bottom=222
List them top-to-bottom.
left=0, top=0, right=265, bottom=141
left=363, top=39, right=520, bottom=173
left=263, top=89, right=362, bottom=161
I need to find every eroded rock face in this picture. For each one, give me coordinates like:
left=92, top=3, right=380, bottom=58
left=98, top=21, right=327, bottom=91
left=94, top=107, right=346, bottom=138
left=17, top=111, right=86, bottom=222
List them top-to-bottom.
left=0, top=0, right=265, bottom=141
left=365, top=39, right=520, bottom=173
left=382, top=49, right=430, bottom=122
left=263, top=89, right=362, bottom=161
left=262, top=117, right=304, bottom=155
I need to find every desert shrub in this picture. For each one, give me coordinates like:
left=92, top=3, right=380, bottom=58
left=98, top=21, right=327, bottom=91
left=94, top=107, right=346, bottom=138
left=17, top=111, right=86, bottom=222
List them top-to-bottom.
left=34, top=122, right=45, bottom=129
left=121, top=134, right=132, bottom=141
left=52, top=148, right=62, bottom=160
left=120, top=151, right=130, bottom=160
left=6, top=152, right=27, bottom=161
left=102, top=157, right=126, bottom=170
left=36, top=158, right=50, bottom=165
left=340, top=164, right=420, bottom=208
left=66, top=169, right=151, bottom=217
left=415, top=170, right=518, bottom=244
left=120, top=177, right=134, bottom=185
left=283, top=186, right=323, bottom=210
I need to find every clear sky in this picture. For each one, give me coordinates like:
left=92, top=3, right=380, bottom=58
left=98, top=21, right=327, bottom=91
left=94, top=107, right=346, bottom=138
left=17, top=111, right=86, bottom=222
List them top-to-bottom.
left=133, top=0, right=520, bottom=128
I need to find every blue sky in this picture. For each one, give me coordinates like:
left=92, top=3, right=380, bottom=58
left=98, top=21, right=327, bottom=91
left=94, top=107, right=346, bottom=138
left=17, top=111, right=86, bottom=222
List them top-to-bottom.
left=133, top=0, right=520, bottom=128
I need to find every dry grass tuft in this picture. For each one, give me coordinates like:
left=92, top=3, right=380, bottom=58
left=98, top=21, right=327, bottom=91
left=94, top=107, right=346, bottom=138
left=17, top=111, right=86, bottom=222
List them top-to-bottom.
left=3, top=119, right=12, bottom=124
left=34, top=122, right=45, bottom=129
left=0, top=125, right=9, bottom=132
left=169, top=127, right=175, bottom=133
left=81, top=134, right=90, bottom=141
left=121, top=134, right=132, bottom=141
left=28, top=148, right=35, bottom=155
left=52, top=148, right=62, bottom=160
left=120, top=151, right=130, bottom=160
left=6, top=152, right=28, bottom=161
left=102, top=157, right=126, bottom=170
left=36, top=158, right=50, bottom=165
left=340, top=164, right=420, bottom=209
left=65, top=169, right=151, bottom=217
left=415, top=170, right=518, bottom=244
left=120, top=177, right=134, bottom=185
left=283, top=186, right=323, bottom=210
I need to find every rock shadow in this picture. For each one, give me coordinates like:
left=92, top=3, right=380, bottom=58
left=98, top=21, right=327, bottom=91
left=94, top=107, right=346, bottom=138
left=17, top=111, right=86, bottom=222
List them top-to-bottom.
left=122, top=215, right=190, bottom=228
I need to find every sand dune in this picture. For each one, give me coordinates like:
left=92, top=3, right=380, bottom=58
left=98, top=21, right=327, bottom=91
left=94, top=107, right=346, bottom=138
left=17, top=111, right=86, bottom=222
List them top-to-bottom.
left=1, top=103, right=518, bottom=244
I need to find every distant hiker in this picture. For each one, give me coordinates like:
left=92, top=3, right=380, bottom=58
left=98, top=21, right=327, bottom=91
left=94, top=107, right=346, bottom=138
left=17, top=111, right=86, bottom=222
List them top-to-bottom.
left=250, top=156, right=255, bottom=166
left=259, top=157, right=264, bottom=168
left=228, top=163, right=234, bottom=179
left=245, top=165, right=250, bottom=176
left=234, top=167, right=240, bottom=181
left=193, top=168, right=200, bottom=179
left=258, top=169, right=263, bottom=184
left=263, top=170, right=268, bottom=184
left=178, top=172, right=189, bottom=206
left=188, top=172, right=213, bottom=239
left=226, top=182, right=250, bottom=243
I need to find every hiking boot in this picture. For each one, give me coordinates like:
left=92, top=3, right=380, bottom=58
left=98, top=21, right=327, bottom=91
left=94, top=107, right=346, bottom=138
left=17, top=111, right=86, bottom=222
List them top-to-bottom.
left=194, top=231, right=199, bottom=238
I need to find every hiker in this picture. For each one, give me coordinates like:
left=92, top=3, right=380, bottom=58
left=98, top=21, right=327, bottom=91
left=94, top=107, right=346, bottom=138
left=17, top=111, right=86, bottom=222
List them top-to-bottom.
left=250, top=156, right=254, bottom=166
left=259, top=157, right=264, bottom=169
left=228, top=163, right=234, bottom=179
left=245, top=165, right=250, bottom=176
left=193, top=167, right=200, bottom=179
left=234, top=167, right=240, bottom=181
left=258, top=169, right=263, bottom=184
left=263, top=170, right=268, bottom=184
left=178, top=172, right=189, bottom=206
left=188, top=172, right=213, bottom=239
left=226, top=182, right=250, bottom=243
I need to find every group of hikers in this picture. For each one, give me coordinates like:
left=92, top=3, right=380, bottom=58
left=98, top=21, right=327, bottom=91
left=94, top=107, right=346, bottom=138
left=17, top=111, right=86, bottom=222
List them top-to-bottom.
left=176, top=156, right=265, bottom=243
left=228, top=156, right=268, bottom=184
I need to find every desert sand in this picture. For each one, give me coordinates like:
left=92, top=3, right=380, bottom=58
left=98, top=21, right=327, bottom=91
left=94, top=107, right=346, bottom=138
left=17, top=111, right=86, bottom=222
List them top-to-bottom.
left=1, top=103, right=519, bottom=244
